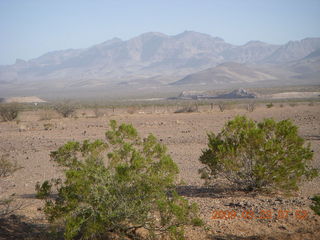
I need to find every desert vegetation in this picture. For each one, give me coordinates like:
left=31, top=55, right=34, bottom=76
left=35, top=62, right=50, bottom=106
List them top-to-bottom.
left=0, top=99, right=319, bottom=239
left=53, top=101, right=77, bottom=118
left=216, top=102, right=225, bottom=112
left=246, top=102, right=256, bottom=112
left=266, top=102, right=274, bottom=108
left=0, top=103, right=20, bottom=121
left=174, top=105, right=198, bottom=113
left=127, top=106, right=138, bottom=114
left=39, top=107, right=57, bottom=120
left=199, top=116, right=318, bottom=192
left=36, top=120, right=203, bottom=240
left=0, top=154, right=20, bottom=178
left=0, top=155, right=21, bottom=217
left=310, top=195, right=320, bottom=216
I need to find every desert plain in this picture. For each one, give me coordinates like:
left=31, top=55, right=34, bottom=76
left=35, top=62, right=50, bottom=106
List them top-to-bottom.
left=0, top=102, right=319, bottom=240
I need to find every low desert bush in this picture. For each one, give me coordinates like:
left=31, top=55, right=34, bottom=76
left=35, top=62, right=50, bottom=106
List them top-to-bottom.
left=53, top=101, right=76, bottom=118
left=308, top=101, right=315, bottom=106
left=247, top=102, right=256, bottom=112
left=289, top=102, right=298, bottom=107
left=0, top=103, right=20, bottom=121
left=217, top=103, right=225, bottom=112
left=266, top=103, right=274, bottom=108
left=127, top=106, right=138, bottom=114
left=174, top=106, right=197, bottom=113
left=93, top=107, right=104, bottom=118
left=199, top=116, right=318, bottom=192
left=36, top=120, right=203, bottom=240
left=43, top=123, right=54, bottom=130
left=0, top=154, right=20, bottom=177
left=0, top=155, right=22, bottom=217
left=35, top=180, right=52, bottom=199
left=310, top=195, right=320, bottom=216
left=0, top=198, right=16, bottom=217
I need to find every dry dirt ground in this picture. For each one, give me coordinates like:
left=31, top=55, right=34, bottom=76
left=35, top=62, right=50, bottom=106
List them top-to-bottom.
left=0, top=103, right=320, bottom=239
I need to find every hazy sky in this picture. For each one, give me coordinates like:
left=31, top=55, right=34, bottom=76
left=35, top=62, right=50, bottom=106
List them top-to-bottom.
left=0, top=0, right=319, bottom=65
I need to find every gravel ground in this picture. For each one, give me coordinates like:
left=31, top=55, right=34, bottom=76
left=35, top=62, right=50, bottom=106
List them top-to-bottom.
left=0, top=103, right=319, bottom=239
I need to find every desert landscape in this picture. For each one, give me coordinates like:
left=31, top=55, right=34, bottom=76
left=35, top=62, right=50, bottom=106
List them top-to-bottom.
left=1, top=2, right=320, bottom=239
left=0, top=100, right=319, bottom=239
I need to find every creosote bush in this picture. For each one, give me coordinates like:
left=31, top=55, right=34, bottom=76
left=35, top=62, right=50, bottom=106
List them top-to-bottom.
left=53, top=101, right=76, bottom=118
left=308, top=101, right=315, bottom=106
left=247, top=102, right=256, bottom=112
left=289, top=102, right=298, bottom=107
left=0, top=103, right=20, bottom=121
left=217, top=103, right=225, bottom=112
left=266, top=103, right=274, bottom=108
left=93, top=106, right=104, bottom=118
left=127, top=106, right=137, bottom=114
left=174, top=106, right=197, bottom=113
left=199, top=116, right=318, bottom=192
left=36, top=120, right=203, bottom=240
left=0, top=154, right=20, bottom=177
left=0, top=155, right=21, bottom=217
left=35, top=180, right=52, bottom=199
left=310, top=195, right=320, bottom=216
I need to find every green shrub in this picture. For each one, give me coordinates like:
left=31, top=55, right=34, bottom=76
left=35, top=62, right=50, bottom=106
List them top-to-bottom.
left=0, top=103, right=20, bottom=121
left=266, top=103, right=274, bottom=108
left=199, top=116, right=318, bottom=192
left=36, top=120, right=202, bottom=240
left=35, top=180, right=52, bottom=199
left=310, top=195, right=320, bottom=216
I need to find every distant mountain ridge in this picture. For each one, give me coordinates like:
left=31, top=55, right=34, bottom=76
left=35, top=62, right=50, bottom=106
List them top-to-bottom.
left=0, top=31, right=320, bottom=97
left=263, top=38, right=320, bottom=63
left=171, top=53, right=320, bottom=86
left=171, top=62, right=278, bottom=85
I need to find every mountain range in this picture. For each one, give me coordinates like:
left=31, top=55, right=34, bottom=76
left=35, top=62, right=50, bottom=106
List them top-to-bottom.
left=0, top=31, right=319, bottom=98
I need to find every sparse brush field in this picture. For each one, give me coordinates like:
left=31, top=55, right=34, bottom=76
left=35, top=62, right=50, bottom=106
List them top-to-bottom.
left=0, top=101, right=320, bottom=239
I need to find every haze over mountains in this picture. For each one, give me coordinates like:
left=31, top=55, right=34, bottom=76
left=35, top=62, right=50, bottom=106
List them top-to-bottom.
left=0, top=31, right=319, bottom=98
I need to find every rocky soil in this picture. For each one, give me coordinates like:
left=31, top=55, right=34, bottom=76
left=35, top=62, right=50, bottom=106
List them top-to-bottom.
left=0, top=103, right=319, bottom=239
